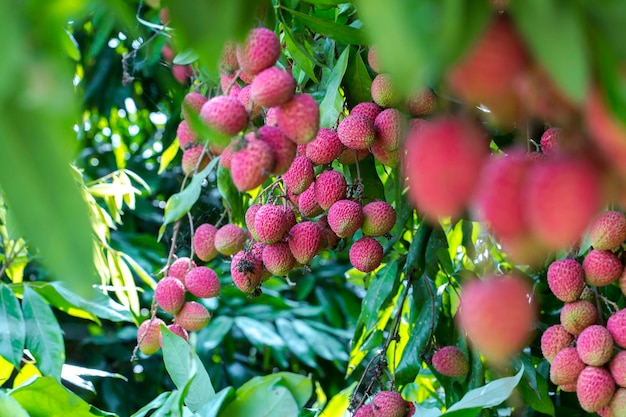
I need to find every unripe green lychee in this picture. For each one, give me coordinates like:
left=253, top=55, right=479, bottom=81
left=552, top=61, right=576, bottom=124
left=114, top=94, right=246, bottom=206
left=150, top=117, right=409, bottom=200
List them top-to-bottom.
left=236, top=27, right=281, bottom=76
left=250, top=66, right=296, bottom=108
left=371, top=74, right=400, bottom=108
left=277, top=94, right=320, bottom=144
left=200, top=95, right=249, bottom=136
left=351, top=102, right=382, bottom=122
left=337, top=115, right=376, bottom=150
left=257, top=125, right=296, bottom=175
left=540, top=127, right=561, bottom=155
left=306, top=128, right=343, bottom=165
left=231, top=137, right=275, bottom=191
left=282, top=155, right=314, bottom=195
left=315, top=170, right=347, bottom=211
left=298, top=182, right=324, bottom=218
left=328, top=200, right=364, bottom=238
left=362, top=201, right=396, bottom=237
left=254, top=204, right=289, bottom=244
left=590, top=211, right=626, bottom=250
left=288, top=221, right=323, bottom=265
left=193, top=223, right=218, bottom=262
left=214, top=224, right=247, bottom=255
left=350, top=237, right=383, bottom=273
left=262, top=241, right=296, bottom=276
left=583, top=249, right=623, bottom=286
left=231, top=250, right=263, bottom=293
left=168, top=257, right=196, bottom=282
left=547, top=258, right=585, bottom=302
left=184, top=266, right=220, bottom=299
left=155, top=277, right=186, bottom=314
left=560, top=300, right=598, bottom=336
left=174, top=301, right=211, bottom=332
left=608, top=309, right=626, bottom=348
left=137, top=318, right=165, bottom=355
left=159, top=324, right=189, bottom=348
left=540, top=324, right=574, bottom=363
left=577, top=325, right=614, bottom=366
left=431, top=346, right=469, bottom=378
left=550, top=347, right=585, bottom=385
left=610, top=350, right=626, bottom=387
left=576, top=366, right=616, bottom=413
left=371, top=391, right=408, bottom=417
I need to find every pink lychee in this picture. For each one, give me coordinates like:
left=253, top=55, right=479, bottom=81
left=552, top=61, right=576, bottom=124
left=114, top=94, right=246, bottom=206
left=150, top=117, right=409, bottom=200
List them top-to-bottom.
left=236, top=27, right=281, bottom=76
left=250, top=66, right=296, bottom=108
left=277, top=94, right=320, bottom=144
left=200, top=95, right=249, bottom=137
left=351, top=102, right=382, bottom=122
left=374, top=108, right=405, bottom=151
left=338, top=115, right=376, bottom=150
left=306, top=128, right=344, bottom=165
left=230, top=138, right=275, bottom=191
left=282, top=155, right=314, bottom=194
left=315, top=170, right=347, bottom=211
left=298, top=182, right=324, bottom=218
left=327, top=199, right=364, bottom=238
left=362, top=201, right=396, bottom=237
left=254, top=204, right=289, bottom=244
left=590, top=211, right=626, bottom=250
left=288, top=221, right=322, bottom=265
left=193, top=223, right=218, bottom=262
left=214, top=224, right=247, bottom=255
left=349, top=237, right=383, bottom=273
left=262, top=242, right=297, bottom=276
left=583, top=249, right=623, bottom=287
left=231, top=250, right=263, bottom=293
left=168, top=257, right=196, bottom=282
left=547, top=258, right=585, bottom=302
left=184, top=266, right=221, bottom=298
left=155, top=276, right=186, bottom=315
left=560, top=300, right=598, bottom=336
left=174, top=301, right=211, bottom=332
left=607, top=309, right=626, bottom=348
left=137, top=318, right=166, bottom=355
left=540, top=324, right=574, bottom=363
left=576, top=325, right=614, bottom=366
left=432, top=346, right=469, bottom=378
left=550, top=347, right=585, bottom=385
left=576, top=366, right=616, bottom=413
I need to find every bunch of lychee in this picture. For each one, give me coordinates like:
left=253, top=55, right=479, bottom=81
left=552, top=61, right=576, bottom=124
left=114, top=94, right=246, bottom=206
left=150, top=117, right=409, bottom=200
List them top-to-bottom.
left=540, top=210, right=626, bottom=414
left=352, top=391, right=415, bottom=417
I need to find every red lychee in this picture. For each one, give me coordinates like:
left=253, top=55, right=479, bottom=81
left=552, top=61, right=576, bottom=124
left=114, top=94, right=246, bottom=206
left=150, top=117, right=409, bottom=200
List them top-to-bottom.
left=236, top=27, right=281, bottom=76
left=172, top=64, right=192, bottom=84
left=250, top=66, right=296, bottom=108
left=371, top=74, right=400, bottom=108
left=236, top=85, right=263, bottom=119
left=181, top=92, right=208, bottom=120
left=277, top=94, right=320, bottom=144
left=200, top=95, right=248, bottom=137
left=351, top=102, right=382, bottom=122
left=265, top=106, right=279, bottom=126
left=374, top=108, right=405, bottom=151
left=337, top=115, right=376, bottom=150
left=177, top=120, right=198, bottom=150
left=256, top=125, right=296, bottom=175
left=540, top=127, right=561, bottom=155
left=306, top=128, right=344, bottom=165
left=230, top=137, right=275, bottom=191
left=371, top=142, right=400, bottom=168
left=181, top=145, right=209, bottom=175
left=337, top=147, right=369, bottom=165
left=282, top=155, right=315, bottom=195
left=315, top=170, right=347, bottom=211
left=298, top=182, right=324, bottom=218
left=328, top=199, right=364, bottom=238
left=362, top=201, right=396, bottom=237
left=245, top=204, right=262, bottom=241
left=254, top=204, right=288, bottom=244
left=590, top=211, right=626, bottom=251
left=317, top=215, right=340, bottom=250
left=288, top=221, right=323, bottom=265
left=193, top=223, right=218, bottom=262
left=214, top=224, right=247, bottom=255
left=350, top=237, right=383, bottom=273
left=262, top=242, right=296, bottom=276
left=583, top=249, right=623, bottom=287
left=231, top=250, right=263, bottom=293
left=168, top=257, right=196, bottom=282
left=547, top=258, right=585, bottom=302
left=184, top=266, right=221, bottom=299
left=457, top=275, right=537, bottom=364
left=155, top=276, right=186, bottom=315
left=560, top=300, right=598, bottom=336
left=174, top=301, right=211, bottom=332
left=607, top=309, right=626, bottom=348
left=137, top=318, right=165, bottom=355
left=159, top=324, right=189, bottom=348
left=540, top=324, right=574, bottom=363
left=577, top=325, right=614, bottom=366
left=432, top=346, right=469, bottom=378
left=550, top=347, right=585, bottom=385
left=610, top=350, right=626, bottom=387
left=576, top=366, right=616, bottom=413
left=371, top=391, right=408, bottom=417
left=354, top=403, right=375, bottom=417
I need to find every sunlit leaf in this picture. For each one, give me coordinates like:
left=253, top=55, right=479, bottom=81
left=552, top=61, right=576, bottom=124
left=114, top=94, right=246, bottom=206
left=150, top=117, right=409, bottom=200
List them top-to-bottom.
left=319, top=46, right=350, bottom=128
left=0, top=284, right=25, bottom=368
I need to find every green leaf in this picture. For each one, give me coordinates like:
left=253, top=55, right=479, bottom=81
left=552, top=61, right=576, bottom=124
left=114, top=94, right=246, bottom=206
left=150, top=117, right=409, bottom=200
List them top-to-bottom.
left=298, top=0, right=347, bottom=5
left=510, top=0, right=590, bottom=103
left=282, top=7, right=368, bottom=45
left=283, top=28, right=318, bottom=83
left=62, top=29, right=81, bottom=61
left=319, top=46, right=350, bottom=128
left=173, top=50, right=199, bottom=65
left=344, top=50, right=373, bottom=108
left=351, top=154, right=385, bottom=201
left=217, top=165, right=244, bottom=225
left=404, top=222, right=433, bottom=276
left=425, top=224, right=448, bottom=280
left=358, top=261, right=400, bottom=332
left=0, top=284, right=25, bottom=368
left=22, top=287, right=65, bottom=380
left=200, top=315, right=234, bottom=351
left=234, top=316, right=285, bottom=349
left=276, top=318, right=318, bottom=368
left=292, top=319, right=349, bottom=362
left=161, top=327, right=215, bottom=412
left=515, top=357, right=555, bottom=416
left=445, top=366, right=524, bottom=413
left=269, top=372, right=313, bottom=409
left=222, top=374, right=301, bottom=417
left=10, top=376, right=110, bottom=417
left=194, top=387, right=235, bottom=417
left=0, top=391, right=29, bottom=417
left=130, top=392, right=172, bottom=417
left=409, top=405, right=443, bottom=417
left=441, top=409, right=481, bottom=417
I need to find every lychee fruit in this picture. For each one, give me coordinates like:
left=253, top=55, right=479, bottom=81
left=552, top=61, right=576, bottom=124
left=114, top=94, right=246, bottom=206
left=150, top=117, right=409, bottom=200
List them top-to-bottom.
left=236, top=27, right=281, bottom=76
left=219, top=41, right=239, bottom=72
left=367, top=46, right=381, bottom=73
left=172, top=64, right=192, bottom=84
left=250, top=66, right=296, bottom=108
left=220, top=71, right=240, bottom=96
left=371, top=74, right=400, bottom=108
left=236, top=85, right=263, bottom=119
left=405, top=88, right=436, bottom=117
left=182, top=92, right=208, bottom=120
left=277, top=94, right=320, bottom=144
left=200, top=95, right=249, bottom=137
left=351, top=101, right=382, bottom=122
left=265, top=106, right=279, bottom=126
left=374, top=108, right=405, bottom=151
left=337, top=115, right=376, bottom=150
left=403, top=117, right=488, bottom=221
left=177, top=120, right=198, bottom=150
left=255, top=125, right=296, bottom=175
left=540, top=127, right=561, bottom=155
left=306, top=128, right=344, bottom=165
left=230, top=137, right=275, bottom=191
left=218, top=141, right=236, bottom=169
left=371, top=141, right=400, bottom=168
left=181, top=145, right=210, bottom=175
left=337, top=147, right=369, bottom=165
left=282, top=155, right=314, bottom=194
left=524, top=156, right=601, bottom=250
left=315, top=170, right=347, bottom=211
left=298, top=182, right=324, bottom=218
left=327, top=199, right=364, bottom=238
left=362, top=201, right=396, bottom=237
left=245, top=204, right=262, bottom=240
left=254, top=204, right=288, bottom=244
left=590, top=211, right=626, bottom=250
left=317, top=215, right=340, bottom=250
left=288, top=221, right=323, bottom=265
left=193, top=223, right=218, bottom=262
left=214, top=224, right=247, bottom=255
left=350, top=237, right=383, bottom=273
left=262, top=242, right=297, bottom=276
left=583, top=249, right=623, bottom=287
left=231, top=250, right=263, bottom=293
left=168, top=257, right=196, bottom=282
left=547, top=258, right=585, bottom=302
left=184, top=266, right=221, bottom=298
left=456, top=275, right=537, bottom=364
left=155, top=276, right=186, bottom=314
left=560, top=300, right=598, bottom=336
left=174, top=301, right=211, bottom=332
left=607, top=309, right=626, bottom=348
left=137, top=318, right=165, bottom=355
left=159, top=324, right=189, bottom=347
left=540, top=324, right=574, bottom=363
left=577, top=325, right=614, bottom=366
left=431, top=346, right=469, bottom=378
left=549, top=347, right=585, bottom=385
left=610, top=350, right=626, bottom=387
left=576, top=366, right=616, bottom=413
left=610, top=388, right=626, bottom=417
left=371, top=391, right=408, bottom=417
left=354, top=403, right=375, bottom=417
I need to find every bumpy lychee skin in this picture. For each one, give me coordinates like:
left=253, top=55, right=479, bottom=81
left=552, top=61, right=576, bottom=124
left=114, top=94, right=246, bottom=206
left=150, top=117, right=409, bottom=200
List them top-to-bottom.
left=236, top=27, right=281, bottom=76
left=250, top=66, right=296, bottom=108
left=371, top=74, right=400, bottom=108
left=236, top=85, right=263, bottom=119
left=405, top=88, right=436, bottom=117
left=182, top=92, right=208, bottom=119
left=277, top=94, right=320, bottom=144
left=200, top=95, right=249, bottom=137
left=351, top=102, right=382, bottom=122
left=265, top=106, right=279, bottom=126
left=374, top=108, right=405, bottom=151
left=338, top=115, right=376, bottom=150
left=403, top=117, right=488, bottom=221
left=177, top=120, right=198, bottom=150
left=257, top=125, right=296, bottom=175
left=540, top=127, right=561, bottom=155
left=306, top=128, right=344, bottom=165
left=231, top=138, right=275, bottom=191
left=182, top=145, right=209, bottom=175
left=282, top=155, right=315, bottom=194
left=524, top=156, right=601, bottom=250
left=315, top=170, right=347, bottom=211
left=298, top=182, right=324, bottom=218
left=328, top=200, right=364, bottom=238
left=362, top=201, right=396, bottom=237
left=245, top=204, right=262, bottom=241
left=254, top=204, right=288, bottom=244
left=590, top=211, right=626, bottom=250
left=288, top=221, right=323, bottom=265
left=193, top=223, right=219, bottom=262
left=214, top=224, right=247, bottom=255
left=350, top=237, right=383, bottom=273
left=262, top=242, right=296, bottom=276
left=583, top=249, right=623, bottom=287
left=231, top=250, right=263, bottom=293
left=168, top=257, right=196, bottom=282
left=547, top=258, right=585, bottom=302
left=184, top=266, right=221, bottom=299
left=457, top=275, right=537, bottom=364
left=155, top=277, right=186, bottom=314
left=560, top=300, right=598, bottom=336
left=174, top=301, right=211, bottom=332
left=608, top=309, right=626, bottom=348
left=137, top=318, right=165, bottom=355
left=159, top=324, right=189, bottom=347
left=540, top=324, right=574, bottom=363
left=577, top=325, right=614, bottom=366
left=431, top=346, right=469, bottom=378
left=550, top=347, right=585, bottom=385
left=610, top=350, right=626, bottom=387
left=576, top=366, right=616, bottom=413
left=610, top=388, right=626, bottom=417
left=372, top=391, right=408, bottom=417
left=354, top=403, right=375, bottom=417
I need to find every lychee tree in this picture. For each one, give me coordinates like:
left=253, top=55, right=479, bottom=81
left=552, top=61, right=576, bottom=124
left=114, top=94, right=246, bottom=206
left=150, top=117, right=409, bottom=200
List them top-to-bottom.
left=5, top=1, right=626, bottom=417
